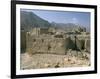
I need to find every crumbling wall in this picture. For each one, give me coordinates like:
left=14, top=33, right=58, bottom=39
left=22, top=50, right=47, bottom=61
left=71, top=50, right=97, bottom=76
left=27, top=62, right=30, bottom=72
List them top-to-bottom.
left=21, top=31, right=26, bottom=53
left=26, top=33, right=90, bottom=55
left=26, top=34, right=67, bottom=54
left=76, top=35, right=90, bottom=52
left=65, top=37, right=76, bottom=50
left=85, top=39, right=90, bottom=52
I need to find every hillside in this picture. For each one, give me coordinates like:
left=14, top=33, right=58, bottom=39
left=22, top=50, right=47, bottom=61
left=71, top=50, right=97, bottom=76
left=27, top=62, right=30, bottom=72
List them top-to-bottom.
left=21, top=11, right=52, bottom=31
left=21, top=11, right=89, bottom=32
left=51, top=22, right=88, bottom=32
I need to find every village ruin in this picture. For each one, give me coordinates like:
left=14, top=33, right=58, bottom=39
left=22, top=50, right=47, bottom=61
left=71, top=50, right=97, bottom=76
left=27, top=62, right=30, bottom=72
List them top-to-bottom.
left=21, top=26, right=91, bottom=69
left=21, top=27, right=90, bottom=55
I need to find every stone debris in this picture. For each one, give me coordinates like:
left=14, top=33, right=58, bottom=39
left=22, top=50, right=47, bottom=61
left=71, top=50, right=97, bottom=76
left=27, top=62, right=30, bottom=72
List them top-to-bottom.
left=21, top=27, right=90, bottom=69
left=21, top=52, right=90, bottom=69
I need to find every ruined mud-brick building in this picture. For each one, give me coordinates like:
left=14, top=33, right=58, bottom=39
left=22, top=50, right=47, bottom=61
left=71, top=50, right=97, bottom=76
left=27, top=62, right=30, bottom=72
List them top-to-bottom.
left=21, top=27, right=90, bottom=55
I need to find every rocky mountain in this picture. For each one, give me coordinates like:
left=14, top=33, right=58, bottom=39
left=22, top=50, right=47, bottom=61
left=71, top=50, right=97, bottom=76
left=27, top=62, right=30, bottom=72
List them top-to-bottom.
left=21, top=11, right=52, bottom=31
left=21, top=11, right=89, bottom=32
left=51, top=22, right=88, bottom=32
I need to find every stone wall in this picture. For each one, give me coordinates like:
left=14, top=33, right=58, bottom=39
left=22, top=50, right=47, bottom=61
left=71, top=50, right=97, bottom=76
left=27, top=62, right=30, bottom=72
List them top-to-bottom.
left=21, top=31, right=26, bottom=53
left=25, top=33, right=90, bottom=55
left=26, top=35, right=66, bottom=55
left=85, top=39, right=90, bottom=52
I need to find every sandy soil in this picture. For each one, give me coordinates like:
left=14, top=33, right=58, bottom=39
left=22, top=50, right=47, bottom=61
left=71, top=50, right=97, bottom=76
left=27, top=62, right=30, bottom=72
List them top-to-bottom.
left=20, top=51, right=90, bottom=70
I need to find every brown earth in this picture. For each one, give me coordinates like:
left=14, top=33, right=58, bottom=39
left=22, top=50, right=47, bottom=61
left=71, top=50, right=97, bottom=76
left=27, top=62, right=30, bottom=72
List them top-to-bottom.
left=20, top=51, right=90, bottom=70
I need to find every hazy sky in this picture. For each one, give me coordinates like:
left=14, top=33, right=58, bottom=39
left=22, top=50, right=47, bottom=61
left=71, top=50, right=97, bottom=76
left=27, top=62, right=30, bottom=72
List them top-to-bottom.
left=21, top=9, right=90, bottom=27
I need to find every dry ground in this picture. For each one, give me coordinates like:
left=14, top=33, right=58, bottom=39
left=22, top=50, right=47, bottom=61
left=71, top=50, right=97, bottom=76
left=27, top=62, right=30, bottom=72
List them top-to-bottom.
left=20, top=51, right=90, bottom=70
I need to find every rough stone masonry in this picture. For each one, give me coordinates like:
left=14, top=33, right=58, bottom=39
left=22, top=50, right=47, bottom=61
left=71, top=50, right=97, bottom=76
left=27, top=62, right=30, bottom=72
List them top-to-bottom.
left=21, top=27, right=90, bottom=55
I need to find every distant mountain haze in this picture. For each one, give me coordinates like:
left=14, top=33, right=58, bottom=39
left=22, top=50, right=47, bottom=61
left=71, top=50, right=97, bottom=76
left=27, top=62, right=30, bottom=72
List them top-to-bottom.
left=21, top=11, right=90, bottom=32
left=51, top=22, right=90, bottom=32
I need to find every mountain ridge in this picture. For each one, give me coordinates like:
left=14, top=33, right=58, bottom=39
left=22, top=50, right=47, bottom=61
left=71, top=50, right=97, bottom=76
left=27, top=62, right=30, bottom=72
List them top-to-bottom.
left=21, top=11, right=89, bottom=32
left=21, top=11, right=52, bottom=31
